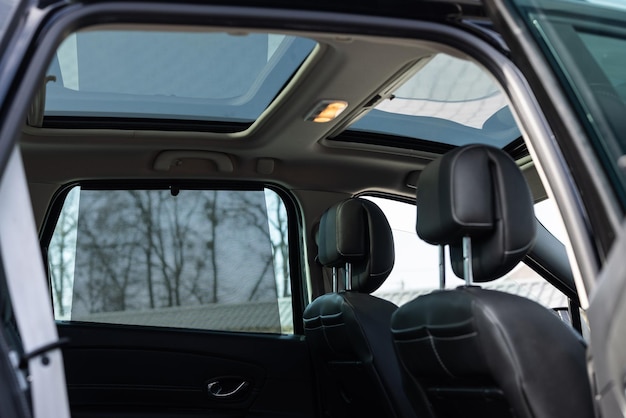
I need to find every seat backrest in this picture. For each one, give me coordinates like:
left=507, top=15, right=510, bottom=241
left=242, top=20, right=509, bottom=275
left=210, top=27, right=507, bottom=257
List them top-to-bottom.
left=391, top=144, right=594, bottom=418
left=304, top=198, right=431, bottom=418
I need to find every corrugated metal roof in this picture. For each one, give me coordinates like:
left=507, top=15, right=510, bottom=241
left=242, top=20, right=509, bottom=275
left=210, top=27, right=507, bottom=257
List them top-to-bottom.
left=376, top=279, right=568, bottom=308
left=73, top=280, right=567, bottom=334
left=73, top=299, right=288, bottom=333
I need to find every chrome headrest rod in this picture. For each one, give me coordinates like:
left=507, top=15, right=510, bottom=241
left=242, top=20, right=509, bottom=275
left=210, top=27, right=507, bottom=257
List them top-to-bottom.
left=462, top=236, right=473, bottom=286
left=439, top=245, right=446, bottom=290
left=345, top=262, right=353, bottom=291
left=332, top=267, right=338, bottom=292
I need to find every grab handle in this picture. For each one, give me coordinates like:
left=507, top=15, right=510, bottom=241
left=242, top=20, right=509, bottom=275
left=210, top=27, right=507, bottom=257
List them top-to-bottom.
left=207, top=379, right=249, bottom=399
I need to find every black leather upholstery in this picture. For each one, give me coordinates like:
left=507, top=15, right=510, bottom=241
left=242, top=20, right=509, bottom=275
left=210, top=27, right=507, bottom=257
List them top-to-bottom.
left=392, top=144, right=594, bottom=418
left=417, top=144, right=535, bottom=282
left=304, top=198, right=430, bottom=418
left=318, top=198, right=394, bottom=293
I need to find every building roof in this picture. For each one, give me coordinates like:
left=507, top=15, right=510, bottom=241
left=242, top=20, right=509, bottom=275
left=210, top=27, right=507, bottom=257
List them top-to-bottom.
left=73, top=278, right=567, bottom=334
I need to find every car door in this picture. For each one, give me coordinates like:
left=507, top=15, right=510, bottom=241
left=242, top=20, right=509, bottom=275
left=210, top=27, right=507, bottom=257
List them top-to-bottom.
left=484, top=0, right=626, bottom=416
left=0, top=2, right=72, bottom=418
left=42, top=184, right=316, bottom=418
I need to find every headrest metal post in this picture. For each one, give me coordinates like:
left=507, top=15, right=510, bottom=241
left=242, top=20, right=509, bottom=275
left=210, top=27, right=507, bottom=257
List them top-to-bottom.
left=462, top=235, right=473, bottom=286
left=438, top=245, right=446, bottom=290
left=345, top=262, right=352, bottom=291
left=332, top=267, right=338, bottom=292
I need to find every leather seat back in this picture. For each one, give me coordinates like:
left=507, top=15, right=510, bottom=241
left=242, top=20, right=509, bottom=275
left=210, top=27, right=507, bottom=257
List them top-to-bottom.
left=391, top=145, right=594, bottom=418
left=304, top=198, right=430, bottom=418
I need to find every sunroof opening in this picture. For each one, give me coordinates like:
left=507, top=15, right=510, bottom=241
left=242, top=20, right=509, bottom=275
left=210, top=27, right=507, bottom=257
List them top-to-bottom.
left=40, top=28, right=317, bottom=130
left=345, top=53, right=521, bottom=148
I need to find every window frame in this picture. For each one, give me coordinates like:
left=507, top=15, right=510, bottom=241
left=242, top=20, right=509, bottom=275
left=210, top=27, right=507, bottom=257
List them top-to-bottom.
left=486, top=0, right=622, bottom=300
left=515, top=2, right=626, bottom=211
left=41, top=29, right=319, bottom=129
left=39, top=179, right=307, bottom=335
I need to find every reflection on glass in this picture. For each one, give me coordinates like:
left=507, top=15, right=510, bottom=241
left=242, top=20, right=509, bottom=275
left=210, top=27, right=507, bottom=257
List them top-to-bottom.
left=48, top=187, right=293, bottom=333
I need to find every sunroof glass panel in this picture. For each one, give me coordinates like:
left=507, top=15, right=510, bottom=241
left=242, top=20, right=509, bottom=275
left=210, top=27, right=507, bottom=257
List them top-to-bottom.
left=43, top=29, right=317, bottom=127
left=347, top=54, right=520, bottom=148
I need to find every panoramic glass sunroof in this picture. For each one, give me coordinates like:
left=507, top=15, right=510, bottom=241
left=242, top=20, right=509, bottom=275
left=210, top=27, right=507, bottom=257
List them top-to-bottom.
left=41, top=29, right=317, bottom=129
left=347, top=54, right=521, bottom=148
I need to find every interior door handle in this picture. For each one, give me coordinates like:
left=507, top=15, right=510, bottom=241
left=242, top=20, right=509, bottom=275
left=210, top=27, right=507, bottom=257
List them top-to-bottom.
left=207, top=380, right=249, bottom=398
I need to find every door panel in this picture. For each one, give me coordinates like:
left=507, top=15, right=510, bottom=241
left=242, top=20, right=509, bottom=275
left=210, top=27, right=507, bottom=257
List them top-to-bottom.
left=588, top=224, right=626, bottom=418
left=60, top=323, right=316, bottom=418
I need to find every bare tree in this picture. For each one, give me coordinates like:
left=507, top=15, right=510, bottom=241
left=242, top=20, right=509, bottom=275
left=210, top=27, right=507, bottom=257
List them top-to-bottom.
left=53, top=188, right=284, bottom=323
left=48, top=189, right=79, bottom=317
left=128, top=190, right=156, bottom=308
left=72, top=191, right=145, bottom=313
left=205, top=191, right=220, bottom=303
left=224, top=192, right=290, bottom=299
left=269, top=194, right=290, bottom=298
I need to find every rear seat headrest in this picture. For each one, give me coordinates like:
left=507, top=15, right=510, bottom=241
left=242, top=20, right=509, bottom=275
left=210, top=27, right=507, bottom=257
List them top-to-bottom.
left=416, top=144, right=536, bottom=282
left=317, top=198, right=394, bottom=293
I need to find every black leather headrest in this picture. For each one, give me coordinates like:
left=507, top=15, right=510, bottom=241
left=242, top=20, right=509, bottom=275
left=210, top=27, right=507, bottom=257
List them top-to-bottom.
left=416, top=144, right=535, bottom=282
left=318, top=198, right=394, bottom=293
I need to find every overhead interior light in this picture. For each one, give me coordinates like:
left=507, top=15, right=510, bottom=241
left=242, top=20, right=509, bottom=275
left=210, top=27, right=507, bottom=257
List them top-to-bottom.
left=305, top=100, right=348, bottom=123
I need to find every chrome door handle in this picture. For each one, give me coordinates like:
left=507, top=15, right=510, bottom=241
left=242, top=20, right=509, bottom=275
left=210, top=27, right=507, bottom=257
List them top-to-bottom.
left=207, top=380, right=249, bottom=398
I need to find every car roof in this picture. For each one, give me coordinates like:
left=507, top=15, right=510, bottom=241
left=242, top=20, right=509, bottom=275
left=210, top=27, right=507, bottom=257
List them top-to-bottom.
left=21, top=11, right=546, bottom=229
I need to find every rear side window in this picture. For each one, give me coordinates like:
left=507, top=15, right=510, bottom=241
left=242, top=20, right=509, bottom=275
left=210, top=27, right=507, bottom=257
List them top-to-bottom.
left=46, top=186, right=293, bottom=334
left=366, top=196, right=568, bottom=310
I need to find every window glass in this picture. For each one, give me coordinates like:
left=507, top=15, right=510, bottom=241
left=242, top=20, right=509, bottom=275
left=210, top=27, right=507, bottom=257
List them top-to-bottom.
left=510, top=0, right=626, bottom=207
left=42, top=29, right=317, bottom=128
left=346, top=53, right=521, bottom=148
left=47, top=186, right=293, bottom=334
left=366, top=196, right=567, bottom=309
left=534, top=198, right=569, bottom=244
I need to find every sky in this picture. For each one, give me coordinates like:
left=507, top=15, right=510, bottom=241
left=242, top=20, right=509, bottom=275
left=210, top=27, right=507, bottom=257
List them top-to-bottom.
left=365, top=196, right=570, bottom=295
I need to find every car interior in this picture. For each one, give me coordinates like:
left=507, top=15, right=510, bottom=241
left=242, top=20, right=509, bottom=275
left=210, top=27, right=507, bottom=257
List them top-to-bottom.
left=6, top=4, right=593, bottom=417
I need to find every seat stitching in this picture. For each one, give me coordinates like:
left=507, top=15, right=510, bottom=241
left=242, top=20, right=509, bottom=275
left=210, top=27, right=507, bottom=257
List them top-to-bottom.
left=428, top=330, right=456, bottom=379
